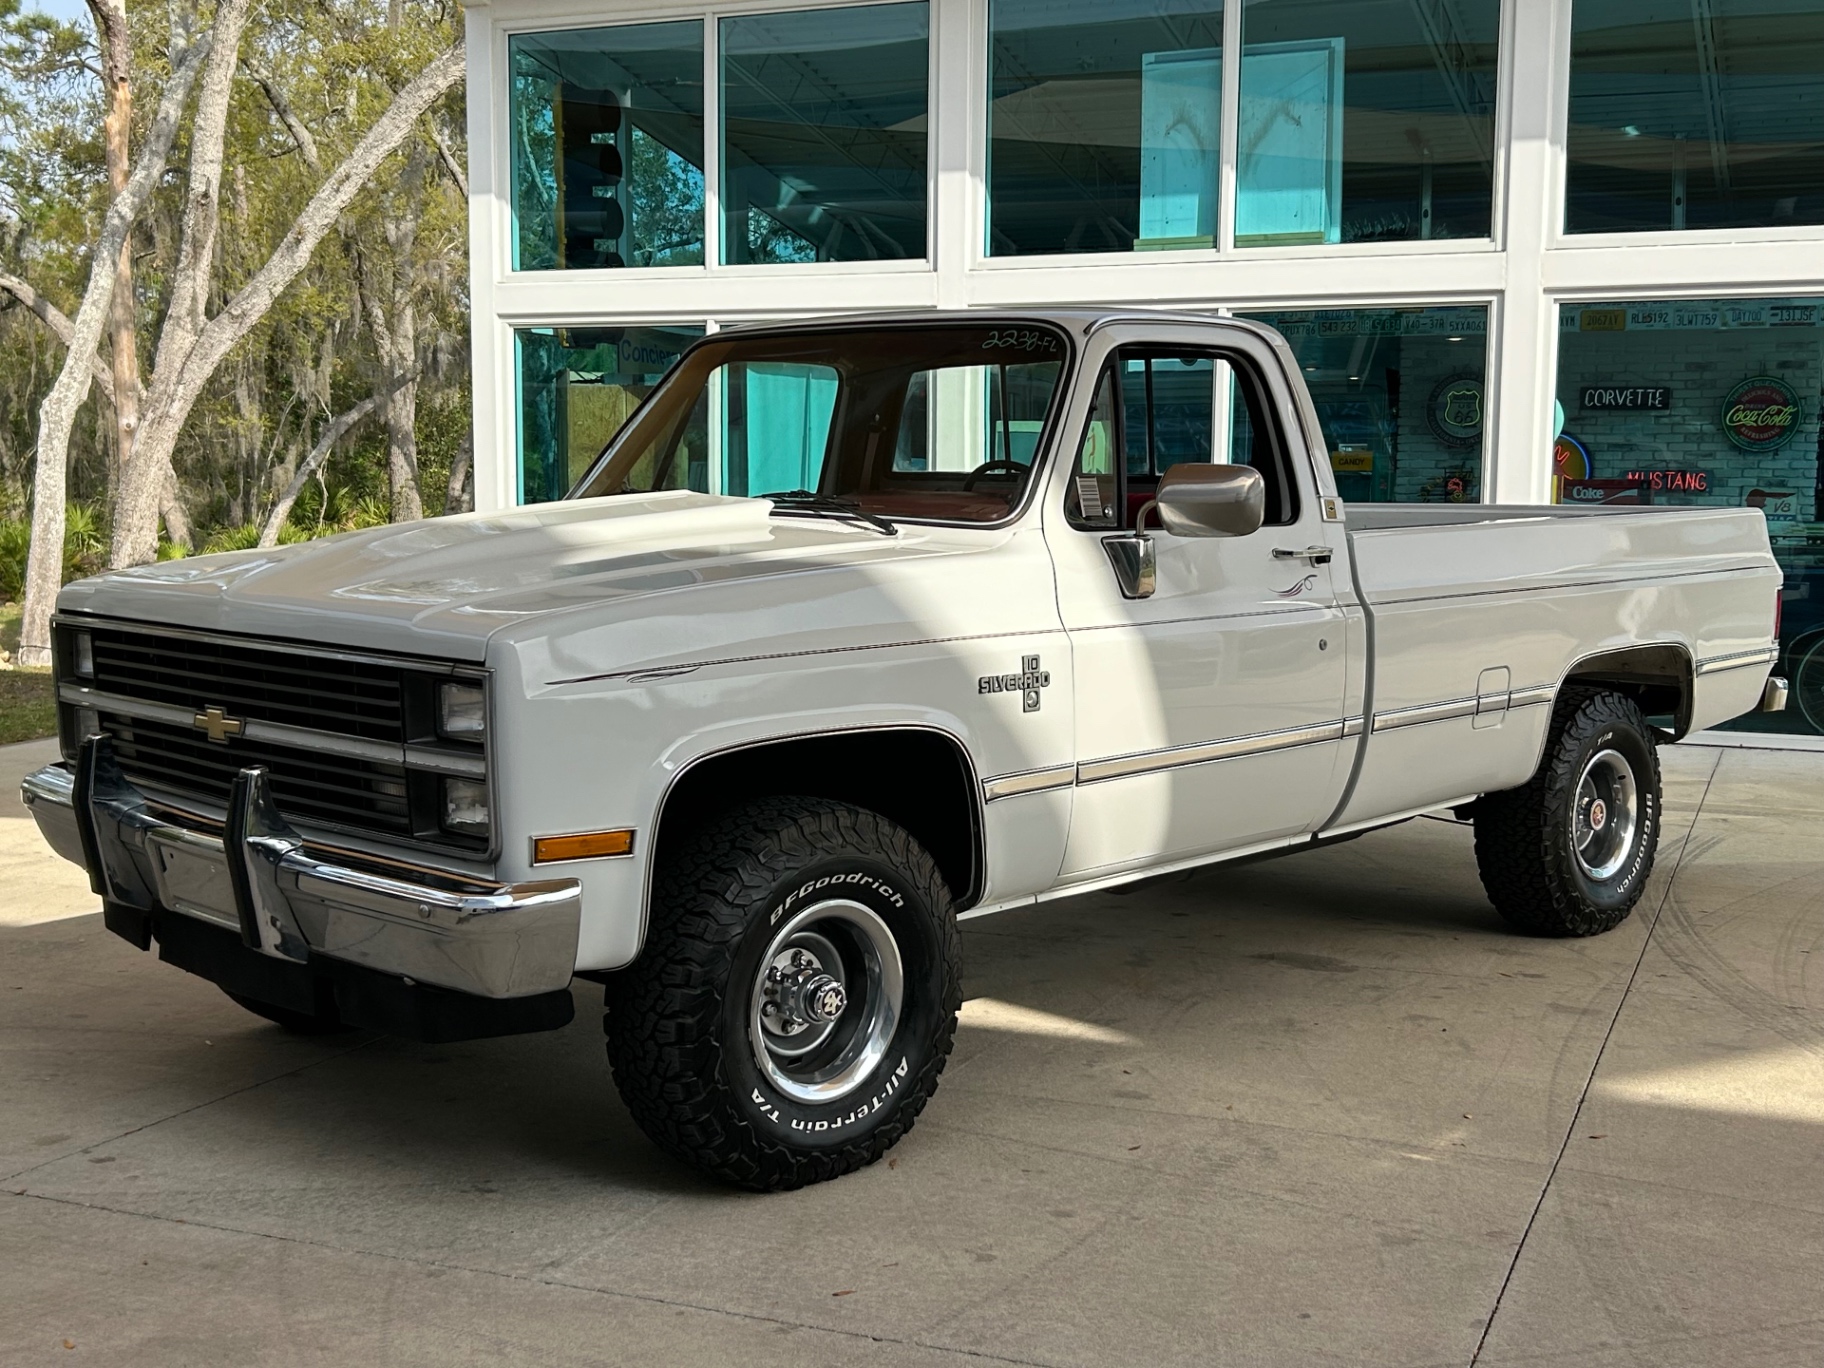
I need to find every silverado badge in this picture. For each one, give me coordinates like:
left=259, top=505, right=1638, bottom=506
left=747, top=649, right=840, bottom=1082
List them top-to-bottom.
left=979, top=655, right=1051, bottom=713
left=192, top=706, right=245, bottom=744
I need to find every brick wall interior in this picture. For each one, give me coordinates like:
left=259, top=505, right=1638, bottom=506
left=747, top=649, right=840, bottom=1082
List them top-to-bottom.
left=1557, top=328, right=1823, bottom=519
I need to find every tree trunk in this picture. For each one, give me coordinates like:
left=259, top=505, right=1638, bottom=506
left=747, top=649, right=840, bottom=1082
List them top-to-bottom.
left=88, top=0, right=142, bottom=498
left=16, top=33, right=212, bottom=666
left=110, top=41, right=465, bottom=569
left=356, top=142, right=428, bottom=525
left=385, top=373, right=422, bottom=522
left=257, top=381, right=407, bottom=547
left=444, top=429, right=473, bottom=514
left=160, top=464, right=193, bottom=551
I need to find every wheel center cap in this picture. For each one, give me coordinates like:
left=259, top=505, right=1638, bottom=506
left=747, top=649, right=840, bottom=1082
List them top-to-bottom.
left=1589, top=799, right=1607, bottom=832
left=801, top=975, right=846, bottom=1024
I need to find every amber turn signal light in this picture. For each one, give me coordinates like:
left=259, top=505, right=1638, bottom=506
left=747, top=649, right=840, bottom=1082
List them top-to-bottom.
left=532, top=829, right=635, bottom=863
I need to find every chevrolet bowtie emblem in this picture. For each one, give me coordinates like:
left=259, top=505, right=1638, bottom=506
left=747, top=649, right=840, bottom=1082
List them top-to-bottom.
left=192, top=706, right=245, bottom=744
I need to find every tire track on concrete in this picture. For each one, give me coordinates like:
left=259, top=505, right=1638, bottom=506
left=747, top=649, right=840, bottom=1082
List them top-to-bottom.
left=1466, top=746, right=1722, bottom=1367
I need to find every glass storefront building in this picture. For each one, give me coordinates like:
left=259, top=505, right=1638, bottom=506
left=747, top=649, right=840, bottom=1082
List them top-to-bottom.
left=468, top=0, right=1824, bottom=736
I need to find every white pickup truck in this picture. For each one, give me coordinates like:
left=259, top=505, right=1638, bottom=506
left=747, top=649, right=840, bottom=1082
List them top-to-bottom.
left=26, top=310, right=1787, bottom=1189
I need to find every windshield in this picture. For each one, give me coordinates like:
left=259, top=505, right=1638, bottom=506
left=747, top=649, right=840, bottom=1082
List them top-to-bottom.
left=568, top=324, right=1068, bottom=524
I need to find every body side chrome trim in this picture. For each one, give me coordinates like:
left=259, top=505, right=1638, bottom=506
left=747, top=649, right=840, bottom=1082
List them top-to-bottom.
left=1695, top=647, right=1779, bottom=676
left=1371, top=684, right=1557, bottom=734
left=1507, top=684, right=1557, bottom=709
left=1371, top=696, right=1478, bottom=732
left=1076, top=719, right=1347, bottom=785
left=981, top=764, right=1077, bottom=802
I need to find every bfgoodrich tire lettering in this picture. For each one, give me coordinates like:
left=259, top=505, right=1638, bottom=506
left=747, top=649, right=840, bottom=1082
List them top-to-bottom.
left=1472, top=687, right=1662, bottom=937
left=603, top=797, right=961, bottom=1190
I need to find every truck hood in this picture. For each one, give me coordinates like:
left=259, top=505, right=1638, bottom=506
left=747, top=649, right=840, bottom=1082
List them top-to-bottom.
left=57, top=492, right=1014, bottom=665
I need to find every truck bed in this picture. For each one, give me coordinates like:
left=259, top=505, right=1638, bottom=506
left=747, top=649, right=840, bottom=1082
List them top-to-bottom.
left=1324, top=503, right=1780, bottom=833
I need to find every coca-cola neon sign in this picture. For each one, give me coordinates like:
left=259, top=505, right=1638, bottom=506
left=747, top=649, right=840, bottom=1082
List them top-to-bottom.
left=1721, top=376, right=1803, bottom=453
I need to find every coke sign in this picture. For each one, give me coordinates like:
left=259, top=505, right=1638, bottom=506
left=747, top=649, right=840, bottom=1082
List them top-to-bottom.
left=1721, top=376, right=1803, bottom=452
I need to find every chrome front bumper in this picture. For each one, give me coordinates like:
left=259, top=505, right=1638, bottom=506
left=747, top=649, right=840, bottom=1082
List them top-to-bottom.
left=22, top=737, right=582, bottom=1000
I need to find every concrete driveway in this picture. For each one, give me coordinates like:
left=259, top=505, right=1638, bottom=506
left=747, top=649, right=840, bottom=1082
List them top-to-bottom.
left=3, top=736, right=1821, bottom=1367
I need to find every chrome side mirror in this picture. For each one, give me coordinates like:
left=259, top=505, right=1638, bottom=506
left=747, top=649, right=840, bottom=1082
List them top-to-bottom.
left=1154, top=464, right=1266, bottom=538
left=1102, top=533, right=1155, bottom=600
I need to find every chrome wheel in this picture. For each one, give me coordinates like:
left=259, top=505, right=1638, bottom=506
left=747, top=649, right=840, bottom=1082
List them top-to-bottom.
left=1572, top=748, right=1638, bottom=881
left=749, top=898, right=903, bottom=1104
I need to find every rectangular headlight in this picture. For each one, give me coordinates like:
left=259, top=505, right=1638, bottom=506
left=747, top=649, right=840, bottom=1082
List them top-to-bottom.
left=72, top=631, right=94, bottom=678
left=438, top=682, right=485, bottom=739
left=441, top=777, right=490, bottom=836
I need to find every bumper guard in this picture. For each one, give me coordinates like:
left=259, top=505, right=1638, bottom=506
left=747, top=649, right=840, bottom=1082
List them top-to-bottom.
left=23, top=735, right=582, bottom=1002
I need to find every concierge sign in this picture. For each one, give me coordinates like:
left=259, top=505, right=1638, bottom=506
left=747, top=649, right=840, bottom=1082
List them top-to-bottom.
left=1722, top=376, right=1803, bottom=452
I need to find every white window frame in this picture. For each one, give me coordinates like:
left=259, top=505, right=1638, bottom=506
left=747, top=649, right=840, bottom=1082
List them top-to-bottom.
left=468, top=0, right=1824, bottom=513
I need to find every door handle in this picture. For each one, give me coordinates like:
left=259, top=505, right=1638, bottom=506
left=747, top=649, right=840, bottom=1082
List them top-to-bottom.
left=1273, top=546, right=1334, bottom=565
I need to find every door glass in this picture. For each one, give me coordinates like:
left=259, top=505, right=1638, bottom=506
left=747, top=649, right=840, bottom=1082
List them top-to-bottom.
left=1100, top=348, right=1300, bottom=526
left=1123, top=355, right=1217, bottom=474
left=1066, top=368, right=1122, bottom=528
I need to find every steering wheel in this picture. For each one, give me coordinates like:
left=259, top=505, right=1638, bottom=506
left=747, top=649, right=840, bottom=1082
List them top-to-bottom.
left=962, top=459, right=1029, bottom=491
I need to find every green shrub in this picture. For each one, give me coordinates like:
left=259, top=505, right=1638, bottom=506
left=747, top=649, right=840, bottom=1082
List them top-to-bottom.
left=0, top=504, right=110, bottom=599
left=200, top=523, right=262, bottom=555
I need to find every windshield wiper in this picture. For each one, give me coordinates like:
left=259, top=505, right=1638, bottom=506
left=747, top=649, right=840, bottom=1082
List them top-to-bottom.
left=766, top=490, right=898, bottom=537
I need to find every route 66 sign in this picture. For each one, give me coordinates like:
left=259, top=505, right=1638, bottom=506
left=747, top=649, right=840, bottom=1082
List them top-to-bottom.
left=1427, top=375, right=1485, bottom=448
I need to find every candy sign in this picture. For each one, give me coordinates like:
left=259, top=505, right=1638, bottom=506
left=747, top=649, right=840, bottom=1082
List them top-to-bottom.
left=1721, top=376, right=1802, bottom=452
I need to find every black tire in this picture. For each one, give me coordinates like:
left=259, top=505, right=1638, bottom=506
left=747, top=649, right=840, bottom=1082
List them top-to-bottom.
left=1792, top=632, right=1824, bottom=734
left=1473, top=687, right=1662, bottom=937
left=604, top=797, right=961, bottom=1191
left=222, top=989, right=351, bottom=1035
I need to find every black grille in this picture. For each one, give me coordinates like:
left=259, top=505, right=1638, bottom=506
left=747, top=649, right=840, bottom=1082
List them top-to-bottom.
left=62, top=621, right=487, bottom=855
left=86, top=625, right=406, bottom=742
left=102, top=714, right=414, bottom=836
